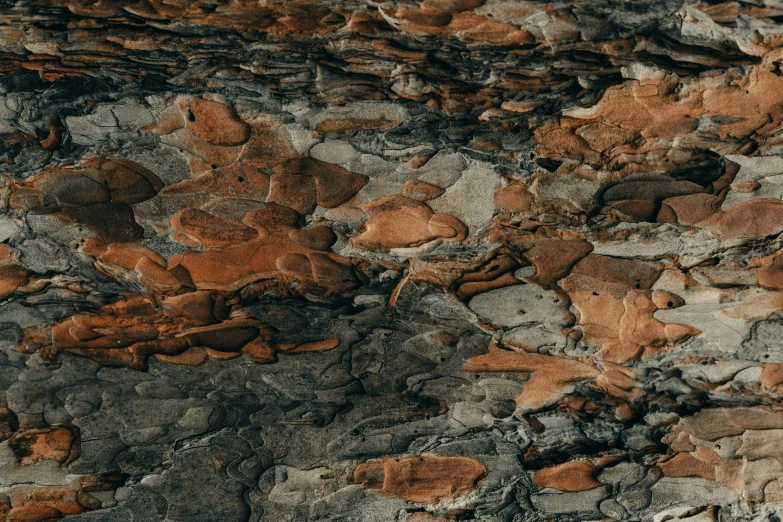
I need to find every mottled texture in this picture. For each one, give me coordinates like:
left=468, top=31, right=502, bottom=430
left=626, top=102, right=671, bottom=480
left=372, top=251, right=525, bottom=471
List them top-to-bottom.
left=0, top=1, right=783, bottom=521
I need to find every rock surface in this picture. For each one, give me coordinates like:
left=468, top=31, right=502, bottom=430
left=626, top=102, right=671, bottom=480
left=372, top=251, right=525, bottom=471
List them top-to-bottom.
left=0, top=0, right=782, bottom=521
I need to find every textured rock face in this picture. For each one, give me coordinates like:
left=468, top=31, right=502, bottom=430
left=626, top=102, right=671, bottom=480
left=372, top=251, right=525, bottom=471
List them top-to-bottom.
left=1, top=1, right=783, bottom=521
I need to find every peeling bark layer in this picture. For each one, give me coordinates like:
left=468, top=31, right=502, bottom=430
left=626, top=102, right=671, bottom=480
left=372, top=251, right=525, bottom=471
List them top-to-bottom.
left=1, top=1, right=783, bottom=521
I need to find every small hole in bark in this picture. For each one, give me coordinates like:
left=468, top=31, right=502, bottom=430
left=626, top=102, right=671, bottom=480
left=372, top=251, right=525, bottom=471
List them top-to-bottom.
left=186, top=109, right=196, bottom=122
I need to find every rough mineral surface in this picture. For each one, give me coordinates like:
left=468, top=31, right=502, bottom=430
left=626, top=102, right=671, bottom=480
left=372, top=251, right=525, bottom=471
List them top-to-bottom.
left=0, top=1, right=782, bottom=521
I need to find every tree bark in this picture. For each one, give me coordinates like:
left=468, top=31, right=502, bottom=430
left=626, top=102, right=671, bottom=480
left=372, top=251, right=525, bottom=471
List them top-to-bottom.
left=0, top=1, right=782, bottom=521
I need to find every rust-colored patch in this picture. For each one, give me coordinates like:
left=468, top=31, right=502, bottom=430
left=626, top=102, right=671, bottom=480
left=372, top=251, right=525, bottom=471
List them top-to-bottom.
left=353, top=196, right=467, bottom=250
left=462, top=339, right=599, bottom=412
left=8, top=427, right=78, bottom=466
left=354, top=455, right=487, bottom=504
left=533, top=460, right=602, bottom=492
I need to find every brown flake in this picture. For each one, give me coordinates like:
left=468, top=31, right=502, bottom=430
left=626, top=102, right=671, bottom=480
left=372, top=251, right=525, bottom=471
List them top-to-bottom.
left=353, top=196, right=467, bottom=250
left=462, top=339, right=599, bottom=411
left=354, top=455, right=487, bottom=504
left=533, top=460, right=602, bottom=492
